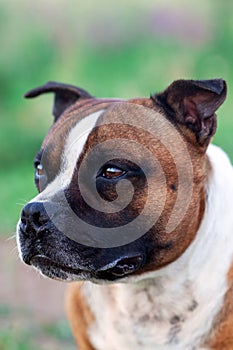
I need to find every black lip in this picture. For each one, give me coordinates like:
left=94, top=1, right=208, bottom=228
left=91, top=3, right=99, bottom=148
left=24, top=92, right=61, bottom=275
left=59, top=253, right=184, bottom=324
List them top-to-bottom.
left=30, top=253, right=144, bottom=281
left=96, top=254, right=144, bottom=280
left=30, top=255, right=86, bottom=280
left=30, top=255, right=82, bottom=273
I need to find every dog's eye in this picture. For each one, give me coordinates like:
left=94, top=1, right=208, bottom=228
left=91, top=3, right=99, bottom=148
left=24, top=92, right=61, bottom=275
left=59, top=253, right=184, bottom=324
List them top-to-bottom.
left=34, top=161, right=48, bottom=191
left=35, top=162, right=45, bottom=177
left=36, top=164, right=44, bottom=176
left=101, top=166, right=125, bottom=179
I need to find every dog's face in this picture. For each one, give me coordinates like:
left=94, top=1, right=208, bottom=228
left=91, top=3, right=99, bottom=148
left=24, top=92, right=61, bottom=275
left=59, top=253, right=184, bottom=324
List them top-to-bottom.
left=17, top=79, right=226, bottom=282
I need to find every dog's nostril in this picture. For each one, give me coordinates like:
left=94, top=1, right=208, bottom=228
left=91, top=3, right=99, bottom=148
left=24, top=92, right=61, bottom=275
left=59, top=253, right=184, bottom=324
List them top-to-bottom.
left=20, top=202, right=49, bottom=233
left=21, top=210, right=27, bottom=225
left=32, top=211, right=42, bottom=228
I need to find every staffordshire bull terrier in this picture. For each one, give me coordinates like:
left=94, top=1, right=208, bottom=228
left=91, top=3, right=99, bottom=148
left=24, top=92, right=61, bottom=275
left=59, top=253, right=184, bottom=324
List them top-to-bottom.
left=17, top=79, right=233, bottom=349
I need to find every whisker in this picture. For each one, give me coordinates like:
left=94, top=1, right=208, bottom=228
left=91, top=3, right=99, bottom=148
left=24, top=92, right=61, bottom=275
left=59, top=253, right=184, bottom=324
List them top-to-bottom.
left=16, top=202, right=27, bottom=207
left=6, top=234, right=16, bottom=242
left=11, top=246, right=20, bottom=257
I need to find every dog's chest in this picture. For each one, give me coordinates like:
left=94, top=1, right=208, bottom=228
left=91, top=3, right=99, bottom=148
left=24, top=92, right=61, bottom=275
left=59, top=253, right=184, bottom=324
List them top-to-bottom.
left=82, top=280, right=208, bottom=350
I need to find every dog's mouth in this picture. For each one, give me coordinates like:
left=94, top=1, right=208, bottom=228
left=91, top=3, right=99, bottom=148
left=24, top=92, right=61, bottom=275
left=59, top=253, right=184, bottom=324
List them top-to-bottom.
left=30, top=254, right=144, bottom=282
left=95, top=254, right=144, bottom=280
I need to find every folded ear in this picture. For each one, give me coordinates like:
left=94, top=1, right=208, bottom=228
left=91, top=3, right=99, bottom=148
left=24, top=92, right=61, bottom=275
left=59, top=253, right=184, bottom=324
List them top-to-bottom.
left=153, top=79, right=227, bottom=146
left=24, top=81, right=93, bottom=121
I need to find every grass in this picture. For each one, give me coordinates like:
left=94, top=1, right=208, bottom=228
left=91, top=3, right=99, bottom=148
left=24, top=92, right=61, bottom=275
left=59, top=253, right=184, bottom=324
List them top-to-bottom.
left=0, top=305, right=75, bottom=350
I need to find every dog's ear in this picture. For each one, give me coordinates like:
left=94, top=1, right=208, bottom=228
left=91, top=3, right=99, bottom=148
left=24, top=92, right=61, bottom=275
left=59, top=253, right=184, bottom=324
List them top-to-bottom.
left=153, top=79, right=227, bottom=146
left=24, top=81, right=93, bottom=121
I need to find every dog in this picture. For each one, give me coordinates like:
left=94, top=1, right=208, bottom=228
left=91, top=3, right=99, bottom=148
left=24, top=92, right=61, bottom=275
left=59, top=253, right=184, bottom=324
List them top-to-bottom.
left=17, top=79, right=233, bottom=349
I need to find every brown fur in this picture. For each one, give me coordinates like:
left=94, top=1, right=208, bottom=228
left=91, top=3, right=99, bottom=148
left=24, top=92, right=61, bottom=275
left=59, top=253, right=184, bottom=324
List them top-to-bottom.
left=72, top=101, right=207, bottom=271
left=65, top=282, right=95, bottom=350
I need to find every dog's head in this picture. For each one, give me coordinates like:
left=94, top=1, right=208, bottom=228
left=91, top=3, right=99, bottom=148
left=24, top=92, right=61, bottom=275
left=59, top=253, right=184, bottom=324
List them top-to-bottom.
left=17, top=79, right=226, bottom=282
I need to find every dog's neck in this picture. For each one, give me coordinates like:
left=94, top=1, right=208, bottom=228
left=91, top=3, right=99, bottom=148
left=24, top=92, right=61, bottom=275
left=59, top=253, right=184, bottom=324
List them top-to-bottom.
left=83, top=144, right=233, bottom=349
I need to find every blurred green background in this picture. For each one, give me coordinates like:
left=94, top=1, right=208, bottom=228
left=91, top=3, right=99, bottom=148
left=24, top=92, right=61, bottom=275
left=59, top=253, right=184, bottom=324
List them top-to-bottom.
left=0, top=0, right=233, bottom=349
left=1, top=0, right=233, bottom=236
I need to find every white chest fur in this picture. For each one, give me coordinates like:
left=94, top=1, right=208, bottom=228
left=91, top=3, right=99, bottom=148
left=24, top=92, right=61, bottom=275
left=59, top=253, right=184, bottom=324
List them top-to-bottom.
left=82, top=145, right=233, bottom=350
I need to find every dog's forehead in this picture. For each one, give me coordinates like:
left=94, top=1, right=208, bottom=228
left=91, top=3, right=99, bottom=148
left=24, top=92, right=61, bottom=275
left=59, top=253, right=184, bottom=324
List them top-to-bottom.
left=44, top=97, right=160, bottom=144
left=40, top=98, right=164, bottom=169
left=39, top=100, right=120, bottom=176
left=80, top=100, right=175, bottom=162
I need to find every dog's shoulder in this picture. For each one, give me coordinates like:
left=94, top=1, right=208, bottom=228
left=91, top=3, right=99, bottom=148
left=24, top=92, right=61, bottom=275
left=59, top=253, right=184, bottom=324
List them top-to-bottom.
left=65, top=282, right=95, bottom=350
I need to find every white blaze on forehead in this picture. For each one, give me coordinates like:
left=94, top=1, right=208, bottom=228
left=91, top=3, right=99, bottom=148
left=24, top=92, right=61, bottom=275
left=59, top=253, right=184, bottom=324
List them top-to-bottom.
left=34, top=109, right=105, bottom=202
left=60, top=109, right=105, bottom=186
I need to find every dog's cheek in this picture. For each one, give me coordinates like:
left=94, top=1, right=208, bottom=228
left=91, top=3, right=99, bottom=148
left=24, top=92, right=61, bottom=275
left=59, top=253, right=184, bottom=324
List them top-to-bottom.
left=143, top=189, right=206, bottom=272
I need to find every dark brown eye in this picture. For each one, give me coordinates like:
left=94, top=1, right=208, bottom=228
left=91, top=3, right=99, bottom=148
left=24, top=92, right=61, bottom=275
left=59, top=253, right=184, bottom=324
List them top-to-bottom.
left=102, top=166, right=125, bottom=179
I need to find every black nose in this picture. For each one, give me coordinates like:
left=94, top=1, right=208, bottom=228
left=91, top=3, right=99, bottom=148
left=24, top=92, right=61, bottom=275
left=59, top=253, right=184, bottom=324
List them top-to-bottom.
left=20, top=202, right=49, bottom=237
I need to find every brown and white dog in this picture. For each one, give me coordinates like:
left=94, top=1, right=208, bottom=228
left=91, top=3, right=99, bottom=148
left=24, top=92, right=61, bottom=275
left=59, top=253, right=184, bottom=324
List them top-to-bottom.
left=17, top=79, right=233, bottom=349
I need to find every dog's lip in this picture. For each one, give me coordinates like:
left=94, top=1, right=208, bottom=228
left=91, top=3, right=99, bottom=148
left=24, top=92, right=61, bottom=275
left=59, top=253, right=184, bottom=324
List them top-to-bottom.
left=30, top=253, right=144, bottom=280
left=96, top=254, right=144, bottom=278
left=30, top=255, right=86, bottom=275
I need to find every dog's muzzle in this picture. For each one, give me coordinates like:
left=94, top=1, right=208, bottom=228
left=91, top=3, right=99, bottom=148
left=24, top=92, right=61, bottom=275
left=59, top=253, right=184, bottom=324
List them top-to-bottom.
left=18, top=201, right=144, bottom=281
